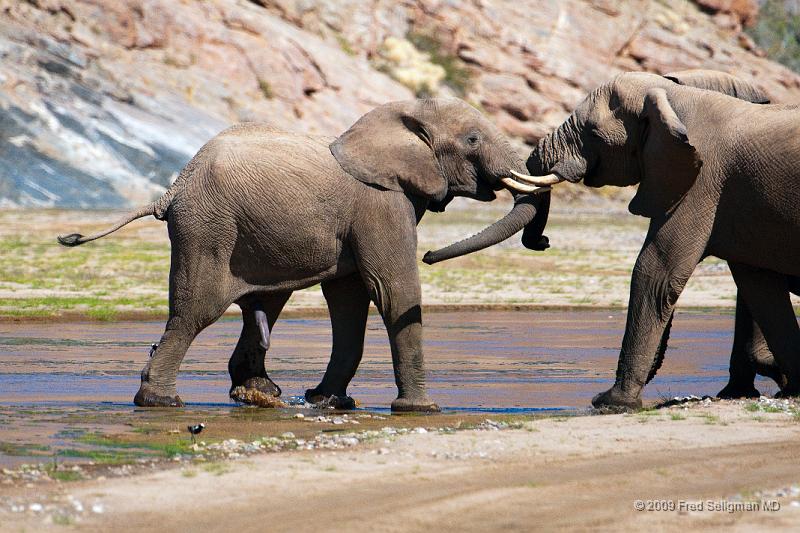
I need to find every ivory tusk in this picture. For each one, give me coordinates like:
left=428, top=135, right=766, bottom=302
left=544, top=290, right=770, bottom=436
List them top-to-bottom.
left=510, top=169, right=564, bottom=186
left=499, top=177, right=551, bottom=195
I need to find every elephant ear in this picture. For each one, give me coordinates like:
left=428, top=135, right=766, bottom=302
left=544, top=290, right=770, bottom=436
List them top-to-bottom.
left=664, top=70, right=770, bottom=104
left=629, top=88, right=702, bottom=219
left=330, top=102, right=448, bottom=201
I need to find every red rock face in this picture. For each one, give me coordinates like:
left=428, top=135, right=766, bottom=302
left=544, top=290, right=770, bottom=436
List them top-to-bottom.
left=0, top=0, right=798, bottom=207
left=694, top=0, right=759, bottom=28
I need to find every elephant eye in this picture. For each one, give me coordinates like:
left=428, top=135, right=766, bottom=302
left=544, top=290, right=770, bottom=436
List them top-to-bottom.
left=465, top=132, right=481, bottom=147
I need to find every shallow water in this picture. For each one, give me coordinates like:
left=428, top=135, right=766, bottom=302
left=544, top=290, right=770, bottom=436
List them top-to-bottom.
left=0, top=310, right=776, bottom=411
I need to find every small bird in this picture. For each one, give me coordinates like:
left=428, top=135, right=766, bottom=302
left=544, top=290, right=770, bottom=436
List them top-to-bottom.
left=187, top=423, right=205, bottom=444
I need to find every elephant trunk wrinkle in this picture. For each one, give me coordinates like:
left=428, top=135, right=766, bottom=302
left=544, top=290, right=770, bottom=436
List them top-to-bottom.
left=530, top=114, right=583, bottom=175
left=422, top=196, right=538, bottom=264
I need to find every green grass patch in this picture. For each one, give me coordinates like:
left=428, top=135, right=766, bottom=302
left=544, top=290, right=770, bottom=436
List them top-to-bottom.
left=78, top=432, right=194, bottom=457
left=0, top=441, right=51, bottom=456
left=56, top=448, right=138, bottom=465
left=46, top=466, right=84, bottom=482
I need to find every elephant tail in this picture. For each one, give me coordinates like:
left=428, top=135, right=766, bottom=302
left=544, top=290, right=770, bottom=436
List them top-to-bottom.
left=57, top=190, right=174, bottom=247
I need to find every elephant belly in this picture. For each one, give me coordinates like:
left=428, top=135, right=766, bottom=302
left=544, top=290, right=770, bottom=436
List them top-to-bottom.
left=174, top=131, right=361, bottom=292
left=710, top=175, right=800, bottom=276
left=228, top=209, right=356, bottom=290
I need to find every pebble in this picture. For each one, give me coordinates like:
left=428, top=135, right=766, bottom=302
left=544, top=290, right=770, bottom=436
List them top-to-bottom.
left=293, top=413, right=305, bottom=419
left=29, top=503, right=43, bottom=512
left=91, top=503, right=104, bottom=514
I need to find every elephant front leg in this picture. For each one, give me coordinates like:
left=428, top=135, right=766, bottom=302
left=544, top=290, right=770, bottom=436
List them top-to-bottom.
left=593, top=215, right=707, bottom=409
left=353, top=232, right=439, bottom=412
left=305, top=274, right=370, bottom=410
left=368, top=276, right=437, bottom=412
left=228, top=293, right=291, bottom=405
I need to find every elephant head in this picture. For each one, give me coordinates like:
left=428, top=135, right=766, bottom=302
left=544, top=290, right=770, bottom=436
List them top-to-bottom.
left=513, top=70, right=768, bottom=219
left=330, top=98, right=552, bottom=265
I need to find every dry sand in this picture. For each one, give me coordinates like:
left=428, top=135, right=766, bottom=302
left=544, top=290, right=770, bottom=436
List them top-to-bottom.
left=2, top=401, right=800, bottom=532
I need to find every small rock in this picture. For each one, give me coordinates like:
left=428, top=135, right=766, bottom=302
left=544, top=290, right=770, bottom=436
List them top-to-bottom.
left=293, top=413, right=305, bottom=419
left=29, top=503, right=43, bottom=512
left=91, top=503, right=104, bottom=514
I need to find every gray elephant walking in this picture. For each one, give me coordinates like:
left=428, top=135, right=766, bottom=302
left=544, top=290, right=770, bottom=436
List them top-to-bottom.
left=505, top=70, right=800, bottom=408
left=58, top=98, right=549, bottom=412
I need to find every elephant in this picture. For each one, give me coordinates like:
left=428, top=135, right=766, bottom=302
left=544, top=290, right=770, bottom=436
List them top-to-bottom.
left=508, top=69, right=800, bottom=408
left=425, top=70, right=800, bottom=409
left=57, top=97, right=550, bottom=412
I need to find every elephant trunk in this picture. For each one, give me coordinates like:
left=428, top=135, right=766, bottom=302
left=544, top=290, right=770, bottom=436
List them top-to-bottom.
left=422, top=193, right=543, bottom=265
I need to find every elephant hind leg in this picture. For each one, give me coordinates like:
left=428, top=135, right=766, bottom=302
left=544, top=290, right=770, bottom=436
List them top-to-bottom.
left=135, top=252, right=234, bottom=407
left=729, top=263, right=799, bottom=396
left=305, top=273, right=370, bottom=410
left=229, top=292, right=291, bottom=406
left=718, top=292, right=763, bottom=399
left=135, top=305, right=231, bottom=407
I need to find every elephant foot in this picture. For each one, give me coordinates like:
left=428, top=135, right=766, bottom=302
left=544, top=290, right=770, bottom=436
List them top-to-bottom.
left=233, top=376, right=281, bottom=397
left=230, top=377, right=286, bottom=408
left=717, top=382, right=761, bottom=399
left=134, top=384, right=184, bottom=407
left=591, top=386, right=642, bottom=410
left=774, top=386, right=800, bottom=399
left=304, top=387, right=357, bottom=410
left=391, top=396, right=441, bottom=413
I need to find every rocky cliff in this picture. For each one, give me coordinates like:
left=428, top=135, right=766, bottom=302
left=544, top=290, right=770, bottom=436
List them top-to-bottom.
left=1, top=0, right=798, bottom=208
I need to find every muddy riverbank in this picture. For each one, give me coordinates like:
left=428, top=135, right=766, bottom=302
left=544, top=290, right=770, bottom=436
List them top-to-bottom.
left=2, top=399, right=800, bottom=531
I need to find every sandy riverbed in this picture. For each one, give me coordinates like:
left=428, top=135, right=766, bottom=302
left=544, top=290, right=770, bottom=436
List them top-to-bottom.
left=2, top=400, right=800, bottom=532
